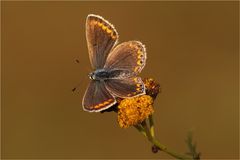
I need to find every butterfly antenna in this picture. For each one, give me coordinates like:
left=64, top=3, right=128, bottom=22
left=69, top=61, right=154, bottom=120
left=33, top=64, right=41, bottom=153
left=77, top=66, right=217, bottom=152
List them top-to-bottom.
left=72, top=58, right=90, bottom=93
left=74, top=58, right=92, bottom=73
left=72, top=59, right=80, bottom=92
left=75, top=59, right=80, bottom=64
left=72, top=74, right=89, bottom=93
left=72, top=75, right=88, bottom=92
left=72, top=81, right=82, bottom=92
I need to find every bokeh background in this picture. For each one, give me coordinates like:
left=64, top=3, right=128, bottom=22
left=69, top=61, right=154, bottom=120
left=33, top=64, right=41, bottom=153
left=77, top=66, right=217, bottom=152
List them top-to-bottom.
left=1, top=1, right=239, bottom=159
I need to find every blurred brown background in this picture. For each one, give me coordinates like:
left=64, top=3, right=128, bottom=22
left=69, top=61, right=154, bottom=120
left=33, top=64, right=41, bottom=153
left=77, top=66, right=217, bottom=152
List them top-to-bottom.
left=1, top=1, right=239, bottom=159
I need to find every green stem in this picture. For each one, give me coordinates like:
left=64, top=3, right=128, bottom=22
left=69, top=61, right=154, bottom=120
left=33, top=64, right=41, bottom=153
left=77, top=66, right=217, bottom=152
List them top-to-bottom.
left=149, top=115, right=155, bottom=138
left=136, top=118, right=193, bottom=160
left=141, top=120, right=153, bottom=142
left=134, top=124, right=146, bottom=137
left=152, top=138, right=192, bottom=159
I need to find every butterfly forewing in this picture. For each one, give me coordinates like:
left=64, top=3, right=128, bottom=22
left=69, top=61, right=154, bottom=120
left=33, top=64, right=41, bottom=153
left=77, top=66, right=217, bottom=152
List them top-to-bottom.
left=86, top=14, right=118, bottom=69
left=104, top=41, right=146, bottom=74
left=105, top=77, right=145, bottom=98
left=82, top=81, right=116, bottom=112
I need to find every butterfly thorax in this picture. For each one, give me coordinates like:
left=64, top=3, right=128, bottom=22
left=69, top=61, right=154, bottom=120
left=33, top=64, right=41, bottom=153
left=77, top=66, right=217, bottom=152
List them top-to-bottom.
left=89, top=69, right=133, bottom=81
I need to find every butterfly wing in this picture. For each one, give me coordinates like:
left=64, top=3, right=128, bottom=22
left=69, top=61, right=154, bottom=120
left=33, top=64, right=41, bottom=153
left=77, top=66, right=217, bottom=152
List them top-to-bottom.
left=86, top=14, right=119, bottom=69
left=104, top=41, right=146, bottom=74
left=105, top=77, right=145, bottom=98
left=82, top=80, right=116, bottom=112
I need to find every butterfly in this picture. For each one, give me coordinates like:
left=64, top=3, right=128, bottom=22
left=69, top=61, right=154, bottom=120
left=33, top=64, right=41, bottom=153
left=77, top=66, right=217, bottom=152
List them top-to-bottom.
left=82, top=14, right=147, bottom=112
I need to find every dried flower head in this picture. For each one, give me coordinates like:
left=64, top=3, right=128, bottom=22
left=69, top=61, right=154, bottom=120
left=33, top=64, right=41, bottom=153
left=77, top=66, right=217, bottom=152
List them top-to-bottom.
left=143, top=78, right=160, bottom=100
left=117, top=95, right=154, bottom=128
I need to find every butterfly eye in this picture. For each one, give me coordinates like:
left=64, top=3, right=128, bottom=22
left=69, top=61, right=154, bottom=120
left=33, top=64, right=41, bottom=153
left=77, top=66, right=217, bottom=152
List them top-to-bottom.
left=88, top=72, right=94, bottom=80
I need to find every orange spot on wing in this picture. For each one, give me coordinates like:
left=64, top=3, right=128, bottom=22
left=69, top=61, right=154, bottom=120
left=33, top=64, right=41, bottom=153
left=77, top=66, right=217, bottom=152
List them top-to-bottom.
left=92, top=20, right=98, bottom=25
left=98, top=22, right=103, bottom=27
left=102, top=25, right=107, bottom=30
left=106, top=28, right=112, bottom=34
left=111, top=33, right=117, bottom=39
left=137, top=50, right=142, bottom=55
left=138, top=54, right=143, bottom=59
left=137, top=60, right=142, bottom=65
left=134, top=67, right=139, bottom=72
left=133, top=77, right=138, bottom=82
left=137, top=83, right=142, bottom=87
left=136, top=88, right=142, bottom=91
left=109, top=99, right=114, bottom=102
left=104, top=101, right=110, bottom=105
left=98, top=103, right=105, bottom=107
left=94, top=105, right=100, bottom=109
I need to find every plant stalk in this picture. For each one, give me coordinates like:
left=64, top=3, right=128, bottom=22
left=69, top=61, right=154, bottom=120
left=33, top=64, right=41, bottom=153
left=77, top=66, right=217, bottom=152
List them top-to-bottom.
left=137, top=118, right=193, bottom=160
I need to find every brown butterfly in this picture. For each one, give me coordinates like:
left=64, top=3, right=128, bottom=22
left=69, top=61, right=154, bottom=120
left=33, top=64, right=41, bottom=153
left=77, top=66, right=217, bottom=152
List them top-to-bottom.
left=82, top=14, right=147, bottom=112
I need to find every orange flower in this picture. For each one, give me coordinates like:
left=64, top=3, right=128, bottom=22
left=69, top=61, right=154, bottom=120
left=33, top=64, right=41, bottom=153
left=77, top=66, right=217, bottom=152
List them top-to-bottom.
left=118, top=95, right=154, bottom=128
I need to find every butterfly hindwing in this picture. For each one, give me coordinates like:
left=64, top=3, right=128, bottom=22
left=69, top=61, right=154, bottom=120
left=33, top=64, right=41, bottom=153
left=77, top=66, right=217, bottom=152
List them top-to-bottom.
left=86, top=14, right=118, bottom=69
left=104, top=41, right=146, bottom=74
left=105, top=77, right=145, bottom=98
left=82, top=80, right=116, bottom=112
